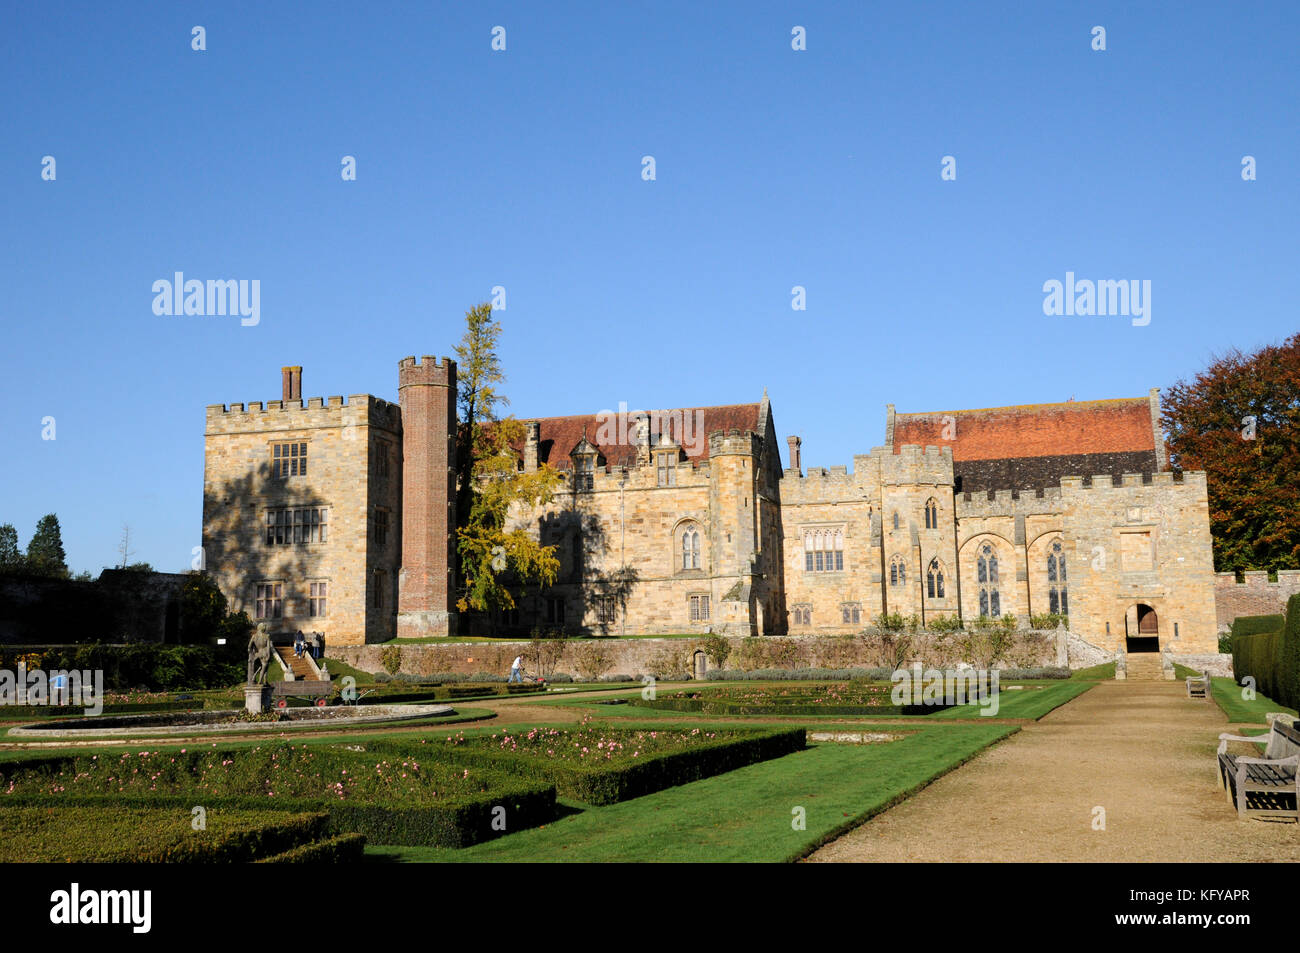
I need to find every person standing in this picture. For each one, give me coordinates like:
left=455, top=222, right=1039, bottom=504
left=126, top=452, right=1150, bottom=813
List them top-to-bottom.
left=509, top=655, right=523, bottom=684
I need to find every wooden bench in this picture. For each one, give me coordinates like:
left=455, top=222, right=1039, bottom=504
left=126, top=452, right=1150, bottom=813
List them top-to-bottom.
left=1186, top=674, right=1211, bottom=699
left=1217, top=716, right=1300, bottom=820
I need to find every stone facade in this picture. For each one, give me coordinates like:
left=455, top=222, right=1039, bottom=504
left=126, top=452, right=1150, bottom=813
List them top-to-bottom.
left=201, top=361, right=1220, bottom=653
left=202, top=367, right=403, bottom=646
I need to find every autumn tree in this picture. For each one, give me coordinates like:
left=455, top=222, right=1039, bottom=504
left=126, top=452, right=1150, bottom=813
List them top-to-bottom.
left=453, top=303, right=561, bottom=613
left=1161, top=332, right=1300, bottom=572
left=25, top=513, right=68, bottom=578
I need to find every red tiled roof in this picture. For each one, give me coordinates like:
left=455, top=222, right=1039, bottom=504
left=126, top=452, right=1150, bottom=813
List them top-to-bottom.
left=892, top=398, right=1155, bottom=461
left=518, top=404, right=762, bottom=470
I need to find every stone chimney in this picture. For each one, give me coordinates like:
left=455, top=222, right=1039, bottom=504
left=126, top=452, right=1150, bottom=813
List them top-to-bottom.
left=282, top=366, right=302, bottom=403
left=524, top=421, right=540, bottom=472
left=787, top=435, right=802, bottom=474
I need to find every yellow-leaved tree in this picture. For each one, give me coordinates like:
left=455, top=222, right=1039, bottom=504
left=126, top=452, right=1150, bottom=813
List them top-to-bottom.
left=453, top=303, right=561, bottom=614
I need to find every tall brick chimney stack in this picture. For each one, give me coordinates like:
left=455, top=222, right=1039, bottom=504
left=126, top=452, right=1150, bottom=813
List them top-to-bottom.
left=396, top=355, right=458, bottom=637
left=281, top=366, right=302, bottom=403
left=787, top=435, right=802, bottom=474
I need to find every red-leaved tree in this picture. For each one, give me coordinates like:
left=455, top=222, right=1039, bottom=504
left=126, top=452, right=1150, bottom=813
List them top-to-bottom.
left=1161, top=333, right=1300, bottom=573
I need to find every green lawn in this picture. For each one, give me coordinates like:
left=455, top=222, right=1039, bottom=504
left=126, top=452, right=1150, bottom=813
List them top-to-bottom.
left=1070, top=661, right=1116, bottom=680
left=1209, top=676, right=1298, bottom=724
left=367, top=721, right=1017, bottom=863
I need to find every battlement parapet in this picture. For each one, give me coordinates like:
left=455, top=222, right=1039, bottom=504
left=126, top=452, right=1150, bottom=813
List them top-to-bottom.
left=398, top=355, right=456, bottom=389
left=205, top=393, right=401, bottom=435
left=881, top=443, right=954, bottom=486
left=1055, top=469, right=1204, bottom=493
left=956, top=485, right=1064, bottom=519
left=1215, top=569, right=1300, bottom=588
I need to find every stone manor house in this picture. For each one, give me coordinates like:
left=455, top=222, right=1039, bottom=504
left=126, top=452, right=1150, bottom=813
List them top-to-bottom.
left=201, top=358, right=1219, bottom=655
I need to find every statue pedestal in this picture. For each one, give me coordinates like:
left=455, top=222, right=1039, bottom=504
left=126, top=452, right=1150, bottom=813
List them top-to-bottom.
left=244, top=684, right=273, bottom=714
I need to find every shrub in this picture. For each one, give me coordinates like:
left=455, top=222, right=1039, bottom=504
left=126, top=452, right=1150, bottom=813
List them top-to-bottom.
left=1283, top=594, right=1300, bottom=711
left=1230, top=597, right=1300, bottom=710
left=1029, top=612, right=1069, bottom=630
left=927, top=614, right=964, bottom=633
left=1231, top=614, right=1286, bottom=639
left=700, top=635, right=731, bottom=668
left=0, top=643, right=243, bottom=692
left=570, top=643, right=613, bottom=680
left=380, top=646, right=402, bottom=675
left=645, top=646, right=690, bottom=679
left=997, top=666, right=1070, bottom=679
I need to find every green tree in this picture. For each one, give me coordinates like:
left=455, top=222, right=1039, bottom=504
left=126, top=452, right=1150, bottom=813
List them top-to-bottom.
left=452, top=303, right=562, bottom=613
left=1161, top=333, right=1300, bottom=572
left=25, top=513, right=68, bottom=578
left=0, top=524, right=23, bottom=573
left=179, top=571, right=228, bottom=642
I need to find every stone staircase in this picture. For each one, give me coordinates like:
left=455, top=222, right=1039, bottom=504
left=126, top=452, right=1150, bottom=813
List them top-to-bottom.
left=275, top=645, right=318, bottom=681
left=1124, top=652, right=1167, bottom=681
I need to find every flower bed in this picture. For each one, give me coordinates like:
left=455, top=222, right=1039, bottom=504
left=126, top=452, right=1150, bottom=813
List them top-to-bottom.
left=631, top=683, right=961, bottom=716
left=374, top=723, right=806, bottom=805
left=0, top=743, right=555, bottom=848
left=0, top=805, right=335, bottom=862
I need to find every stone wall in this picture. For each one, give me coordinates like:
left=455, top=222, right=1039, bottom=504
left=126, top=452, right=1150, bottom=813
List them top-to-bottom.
left=330, top=629, right=1071, bottom=680
left=1166, top=652, right=1235, bottom=677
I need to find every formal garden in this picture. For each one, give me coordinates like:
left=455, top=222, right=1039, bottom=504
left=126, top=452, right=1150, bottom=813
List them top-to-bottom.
left=0, top=596, right=1296, bottom=862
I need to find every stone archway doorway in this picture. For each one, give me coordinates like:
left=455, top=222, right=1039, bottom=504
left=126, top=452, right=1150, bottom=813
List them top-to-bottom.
left=1125, top=603, right=1160, bottom=653
left=692, top=650, right=707, bottom=679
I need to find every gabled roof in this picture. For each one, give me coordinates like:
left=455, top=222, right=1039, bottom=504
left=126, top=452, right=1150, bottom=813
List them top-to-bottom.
left=891, top=397, right=1156, bottom=461
left=519, top=403, right=763, bottom=470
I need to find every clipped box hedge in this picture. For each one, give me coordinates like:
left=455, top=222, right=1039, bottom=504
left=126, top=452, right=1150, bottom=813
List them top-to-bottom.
left=1232, top=595, right=1299, bottom=710
left=634, top=696, right=949, bottom=717
left=0, top=699, right=214, bottom=720
left=381, top=727, right=806, bottom=806
left=0, top=743, right=557, bottom=849
left=0, top=803, right=331, bottom=863
left=257, top=832, right=367, bottom=863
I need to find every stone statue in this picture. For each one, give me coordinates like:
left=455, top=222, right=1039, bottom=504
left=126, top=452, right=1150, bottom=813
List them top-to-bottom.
left=247, top=623, right=273, bottom=685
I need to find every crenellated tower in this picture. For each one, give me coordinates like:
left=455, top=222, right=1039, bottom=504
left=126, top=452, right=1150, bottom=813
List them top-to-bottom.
left=396, top=355, right=457, bottom=637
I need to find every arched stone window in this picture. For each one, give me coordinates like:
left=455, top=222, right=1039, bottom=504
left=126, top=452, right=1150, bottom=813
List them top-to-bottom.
left=924, top=498, right=939, bottom=530
left=679, top=523, right=702, bottom=571
left=1047, top=539, right=1069, bottom=616
left=976, top=542, right=1000, bottom=617
left=889, top=555, right=907, bottom=587
left=927, top=558, right=945, bottom=599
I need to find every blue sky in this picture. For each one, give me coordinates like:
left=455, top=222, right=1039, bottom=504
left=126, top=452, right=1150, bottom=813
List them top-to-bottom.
left=1, top=1, right=1296, bottom=575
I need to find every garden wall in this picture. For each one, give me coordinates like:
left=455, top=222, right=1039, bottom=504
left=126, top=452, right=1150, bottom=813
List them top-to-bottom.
left=333, top=628, right=1082, bottom=680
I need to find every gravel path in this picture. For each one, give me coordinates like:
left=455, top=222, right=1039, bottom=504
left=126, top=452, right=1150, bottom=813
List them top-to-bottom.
left=807, top=680, right=1300, bottom=862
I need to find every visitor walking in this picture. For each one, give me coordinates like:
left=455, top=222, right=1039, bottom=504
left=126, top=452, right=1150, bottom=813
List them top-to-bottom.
left=294, top=631, right=305, bottom=658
